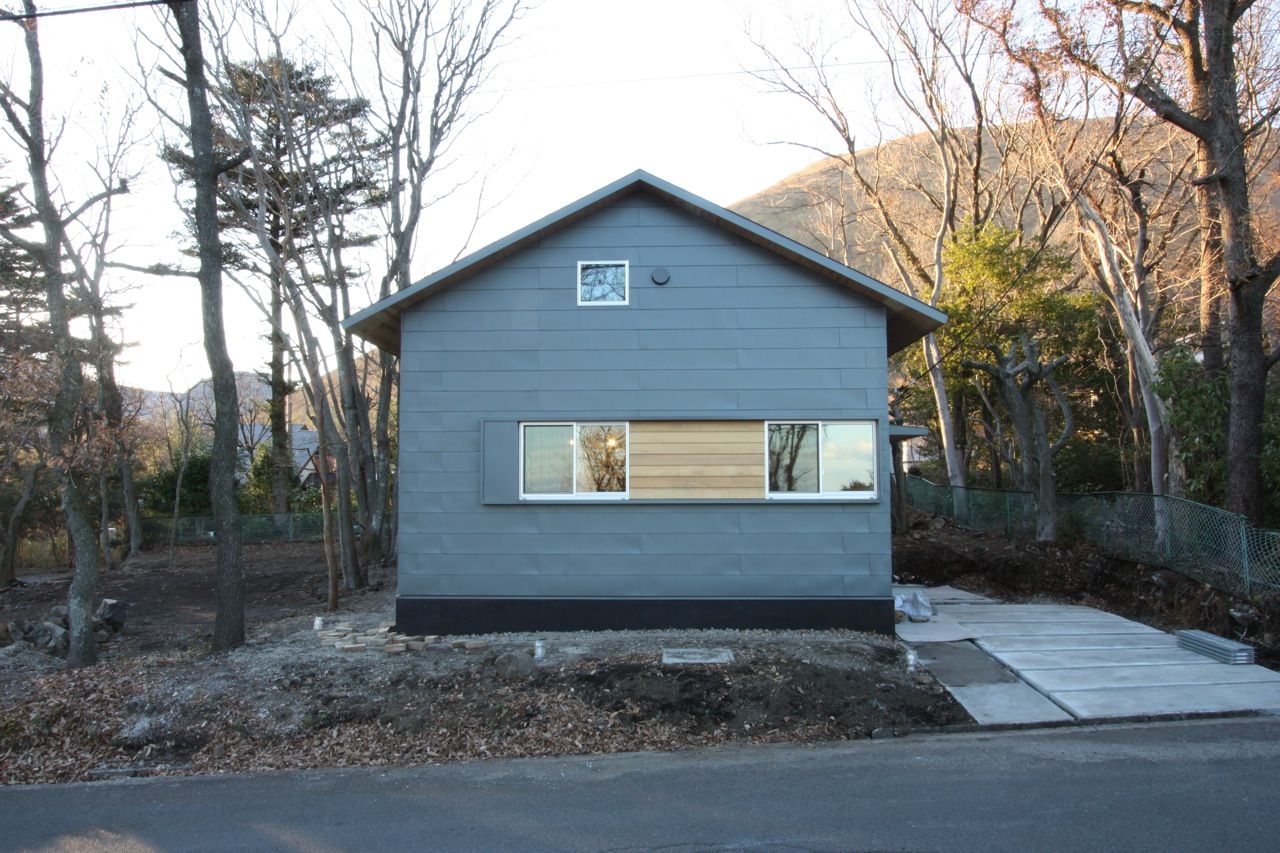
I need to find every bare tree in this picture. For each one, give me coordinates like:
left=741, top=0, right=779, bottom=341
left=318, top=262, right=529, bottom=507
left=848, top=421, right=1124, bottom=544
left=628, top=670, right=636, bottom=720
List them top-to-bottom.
left=0, top=0, right=138, bottom=665
left=165, top=0, right=244, bottom=649
left=350, top=0, right=527, bottom=561
left=749, top=0, right=1040, bottom=491
left=1003, top=0, right=1280, bottom=520
left=980, top=28, right=1195, bottom=498
left=965, top=336, right=1075, bottom=541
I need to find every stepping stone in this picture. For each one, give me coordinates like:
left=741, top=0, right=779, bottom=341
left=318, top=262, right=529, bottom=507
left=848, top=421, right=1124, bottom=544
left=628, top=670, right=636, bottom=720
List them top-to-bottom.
left=896, top=613, right=978, bottom=644
left=963, top=620, right=1162, bottom=637
left=977, top=634, right=1179, bottom=653
left=915, top=641, right=1019, bottom=687
left=987, top=647, right=1213, bottom=670
left=662, top=648, right=735, bottom=665
left=1018, top=662, right=1280, bottom=694
left=1051, top=682, right=1280, bottom=719
left=946, top=683, right=1074, bottom=725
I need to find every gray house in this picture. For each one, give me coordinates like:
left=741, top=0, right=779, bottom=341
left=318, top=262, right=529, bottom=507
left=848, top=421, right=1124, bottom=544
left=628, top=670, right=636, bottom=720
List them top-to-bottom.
left=345, top=171, right=945, bottom=636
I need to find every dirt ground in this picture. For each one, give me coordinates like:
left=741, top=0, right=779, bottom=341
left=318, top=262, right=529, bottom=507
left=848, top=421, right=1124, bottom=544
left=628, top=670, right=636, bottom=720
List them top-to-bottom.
left=894, top=512, right=1280, bottom=669
left=0, top=543, right=969, bottom=785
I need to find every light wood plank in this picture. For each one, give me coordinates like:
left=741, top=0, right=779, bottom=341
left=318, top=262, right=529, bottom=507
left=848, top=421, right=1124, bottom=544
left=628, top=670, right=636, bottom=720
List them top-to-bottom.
left=629, top=453, right=763, bottom=467
left=630, top=465, right=763, bottom=477
left=632, top=476, right=764, bottom=488
left=631, top=487, right=764, bottom=499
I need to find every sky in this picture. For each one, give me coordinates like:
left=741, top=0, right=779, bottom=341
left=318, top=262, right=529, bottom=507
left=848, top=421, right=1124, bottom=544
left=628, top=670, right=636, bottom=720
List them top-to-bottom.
left=2, top=0, right=883, bottom=392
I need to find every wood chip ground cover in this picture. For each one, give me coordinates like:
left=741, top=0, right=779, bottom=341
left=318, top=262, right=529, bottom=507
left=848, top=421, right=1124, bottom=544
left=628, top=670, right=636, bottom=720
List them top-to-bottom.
left=1, top=545, right=969, bottom=784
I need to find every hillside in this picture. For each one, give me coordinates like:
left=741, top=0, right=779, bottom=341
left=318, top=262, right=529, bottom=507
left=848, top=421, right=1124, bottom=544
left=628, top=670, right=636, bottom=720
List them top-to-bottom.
left=730, top=121, right=1280, bottom=292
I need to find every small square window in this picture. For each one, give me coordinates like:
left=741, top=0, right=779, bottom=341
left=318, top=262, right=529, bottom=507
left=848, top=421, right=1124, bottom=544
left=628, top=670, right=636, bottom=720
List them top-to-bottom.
left=577, top=261, right=628, bottom=305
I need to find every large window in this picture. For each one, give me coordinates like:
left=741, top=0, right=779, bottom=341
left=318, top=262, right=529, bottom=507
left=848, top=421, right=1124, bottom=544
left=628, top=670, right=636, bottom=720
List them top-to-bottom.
left=577, top=260, right=628, bottom=305
left=766, top=421, right=877, bottom=498
left=521, top=422, right=628, bottom=499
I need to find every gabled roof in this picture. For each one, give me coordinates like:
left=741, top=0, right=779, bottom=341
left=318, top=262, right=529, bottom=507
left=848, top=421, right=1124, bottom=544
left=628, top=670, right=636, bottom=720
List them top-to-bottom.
left=344, top=170, right=946, bottom=355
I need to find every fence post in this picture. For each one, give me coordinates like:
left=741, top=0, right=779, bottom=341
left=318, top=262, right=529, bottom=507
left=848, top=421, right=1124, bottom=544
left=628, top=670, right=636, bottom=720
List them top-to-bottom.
left=289, top=513, right=295, bottom=543
left=1239, top=516, right=1253, bottom=598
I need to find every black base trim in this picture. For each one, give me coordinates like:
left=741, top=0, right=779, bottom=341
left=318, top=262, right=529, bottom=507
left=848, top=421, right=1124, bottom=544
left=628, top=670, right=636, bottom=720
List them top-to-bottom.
left=396, top=596, right=895, bottom=636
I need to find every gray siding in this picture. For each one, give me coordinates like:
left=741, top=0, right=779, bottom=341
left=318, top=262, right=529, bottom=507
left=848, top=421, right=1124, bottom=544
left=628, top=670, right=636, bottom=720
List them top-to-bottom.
left=397, top=194, right=893, bottom=601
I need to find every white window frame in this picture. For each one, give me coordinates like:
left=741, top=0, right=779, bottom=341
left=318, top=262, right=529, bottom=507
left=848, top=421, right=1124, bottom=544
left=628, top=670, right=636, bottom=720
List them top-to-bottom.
left=576, top=260, right=629, bottom=306
left=763, top=420, right=878, bottom=500
left=519, top=421, right=630, bottom=500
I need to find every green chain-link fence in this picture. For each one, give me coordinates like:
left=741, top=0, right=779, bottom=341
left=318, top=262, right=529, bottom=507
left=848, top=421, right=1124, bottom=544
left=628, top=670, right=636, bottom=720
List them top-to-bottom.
left=904, top=476, right=1280, bottom=606
left=141, top=513, right=326, bottom=548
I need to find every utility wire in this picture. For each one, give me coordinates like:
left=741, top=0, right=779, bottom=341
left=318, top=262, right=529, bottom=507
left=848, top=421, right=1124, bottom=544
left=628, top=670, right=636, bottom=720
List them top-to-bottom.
left=0, top=0, right=189, bottom=23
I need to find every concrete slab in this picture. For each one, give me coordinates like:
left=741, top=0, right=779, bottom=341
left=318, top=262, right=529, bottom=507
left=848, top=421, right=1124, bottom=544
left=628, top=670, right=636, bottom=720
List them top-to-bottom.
left=938, top=603, right=1108, bottom=614
left=936, top=608, right=1131, bottom=623
left=895, top=613, right=978, bottom=643
left=962, top=620, right=1163, bottom=637
left=976, top=633, right=1180, bottom=653
left=914, top=642, right=1019, bottom=687
left=987, top=647, right=1214, bottom=670
left=661, top=648, right=734, bottom=665
left=1018, top=662, right=1280, bottom=694
left=1052, top=682, right=1280, bottom=719
left=946, top=683, right=1075, bottom=725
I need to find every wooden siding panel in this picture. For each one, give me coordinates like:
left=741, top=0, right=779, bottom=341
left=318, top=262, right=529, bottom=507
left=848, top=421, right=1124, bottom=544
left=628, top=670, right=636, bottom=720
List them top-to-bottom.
left=630, top=421, right=764, bottom=499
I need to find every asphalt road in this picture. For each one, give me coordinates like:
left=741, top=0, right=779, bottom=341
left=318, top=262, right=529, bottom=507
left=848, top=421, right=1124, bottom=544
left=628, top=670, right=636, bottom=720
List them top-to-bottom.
left=4, top=717, right=1280, bottom=852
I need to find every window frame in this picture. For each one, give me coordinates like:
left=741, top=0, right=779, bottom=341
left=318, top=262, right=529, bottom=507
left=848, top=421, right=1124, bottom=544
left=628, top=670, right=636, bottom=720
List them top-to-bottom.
left=576, top=260, right=630, bottom=306
left=763, top=420, right=878, bottom=500
left=519, top=421, right=630, bottom=501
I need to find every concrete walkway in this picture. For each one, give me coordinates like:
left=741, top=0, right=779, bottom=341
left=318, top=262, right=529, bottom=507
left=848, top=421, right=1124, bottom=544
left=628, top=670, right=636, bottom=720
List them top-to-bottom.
left=894, top=586, right=1280, bottom=724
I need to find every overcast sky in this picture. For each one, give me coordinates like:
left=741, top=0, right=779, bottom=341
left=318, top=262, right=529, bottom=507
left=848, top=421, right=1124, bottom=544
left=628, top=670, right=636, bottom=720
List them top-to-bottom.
left=3, top=0, right=886, bottom=392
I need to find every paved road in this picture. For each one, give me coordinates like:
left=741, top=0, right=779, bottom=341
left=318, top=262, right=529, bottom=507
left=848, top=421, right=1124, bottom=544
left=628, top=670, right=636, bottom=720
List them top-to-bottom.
left=5, top=717, right=1280, bottom=852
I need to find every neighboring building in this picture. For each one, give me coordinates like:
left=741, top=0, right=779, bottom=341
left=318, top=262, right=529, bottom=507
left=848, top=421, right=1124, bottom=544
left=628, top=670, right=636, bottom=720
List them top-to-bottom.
left=345, top=171, right=945, bottom=636
left=291, top=424, right=324, bottom=487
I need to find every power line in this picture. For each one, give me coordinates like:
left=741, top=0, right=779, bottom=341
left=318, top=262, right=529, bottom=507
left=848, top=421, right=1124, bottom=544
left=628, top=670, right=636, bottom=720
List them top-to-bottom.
left=0, top=0, right=189, bottom=23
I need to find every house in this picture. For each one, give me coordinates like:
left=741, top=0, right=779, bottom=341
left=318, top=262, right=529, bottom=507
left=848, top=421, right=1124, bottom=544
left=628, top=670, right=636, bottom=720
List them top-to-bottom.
left=344, top=171, right=945, bottom=636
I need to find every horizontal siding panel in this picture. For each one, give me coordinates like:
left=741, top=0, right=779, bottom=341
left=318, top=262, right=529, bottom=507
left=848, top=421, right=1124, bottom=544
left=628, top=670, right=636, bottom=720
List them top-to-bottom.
left=638, top=328, right=842, bottom=350
left=539, top=348, right=739, bottom=371
left=736, top=348, right=865, bottom=370
left=635, top=368, right=844, bottom=391
left=537, top=389, right=739, bottom=411
left=534, top=511, right=742, bottom=534
left=440, top=532, right=644, bottom=555
left=535, top=553, right=743, bottom=575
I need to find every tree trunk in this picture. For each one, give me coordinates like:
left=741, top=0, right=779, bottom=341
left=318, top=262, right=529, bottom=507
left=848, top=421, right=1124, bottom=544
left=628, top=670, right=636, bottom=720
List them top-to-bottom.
left=13, top=0, right=101, bottom=665
left=170, top=0, right=244, bottom=649
left=268, top=264, right=292, bottom=515
left=922, top=333, right=966, bottom=488
left=373, top=355, right=397, bottom=560
left=1031, top=407, right=1058, bottom=542
left=120, top=460, right=143, bottom=558
left=0, top=465, right=42, bottom=588
left=98, top=474, right=114, bottom=572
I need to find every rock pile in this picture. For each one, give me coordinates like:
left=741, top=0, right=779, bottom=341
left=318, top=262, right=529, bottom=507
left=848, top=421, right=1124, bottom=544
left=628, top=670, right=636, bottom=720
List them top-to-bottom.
left=2, top=598, right=129, bottom=657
